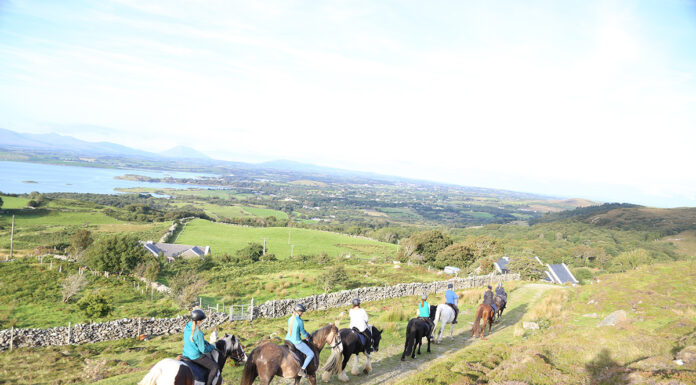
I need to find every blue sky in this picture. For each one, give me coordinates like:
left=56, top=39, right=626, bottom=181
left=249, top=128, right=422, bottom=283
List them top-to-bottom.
left=1, top=0, right=695, bottom=207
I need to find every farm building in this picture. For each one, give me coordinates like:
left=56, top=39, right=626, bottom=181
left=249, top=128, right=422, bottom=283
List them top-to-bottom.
left=142, top=241, right=210, bottom=262
left=495, top=255, right=579, bottom=284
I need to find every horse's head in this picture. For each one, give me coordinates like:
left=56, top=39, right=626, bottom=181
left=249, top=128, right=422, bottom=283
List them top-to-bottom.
left=328, top=323, right=343, bottom=353
left=370, top=326, right=384, bottom=352
left=221, top=333, right=247, bottom=363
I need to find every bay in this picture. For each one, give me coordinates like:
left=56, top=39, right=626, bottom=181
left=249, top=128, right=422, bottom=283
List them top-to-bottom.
left=0, top=161, right=217, bottom=194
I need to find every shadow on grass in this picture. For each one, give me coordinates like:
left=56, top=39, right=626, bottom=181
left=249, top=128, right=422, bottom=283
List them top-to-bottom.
left=585, top=348, right=630, bottom=385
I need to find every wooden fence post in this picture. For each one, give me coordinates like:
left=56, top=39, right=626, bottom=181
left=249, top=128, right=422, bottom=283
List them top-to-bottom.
left=67, top=322, right=71, bottom=344
left=9, top=327, right=13, bottom=351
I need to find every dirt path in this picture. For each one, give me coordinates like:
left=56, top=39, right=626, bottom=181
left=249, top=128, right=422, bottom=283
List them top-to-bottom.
left=288, top=283, right=558, bottom=385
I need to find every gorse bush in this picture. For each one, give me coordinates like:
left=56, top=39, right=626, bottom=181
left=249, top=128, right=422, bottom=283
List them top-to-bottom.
left=77, top=291, right=113, bottom=319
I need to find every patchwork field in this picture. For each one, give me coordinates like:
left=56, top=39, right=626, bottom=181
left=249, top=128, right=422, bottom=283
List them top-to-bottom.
left=175, top=219, right=398, bottom=259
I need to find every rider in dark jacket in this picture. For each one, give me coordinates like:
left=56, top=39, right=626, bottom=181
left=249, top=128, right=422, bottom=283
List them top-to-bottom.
left=483, top=285, right=497, bottom=313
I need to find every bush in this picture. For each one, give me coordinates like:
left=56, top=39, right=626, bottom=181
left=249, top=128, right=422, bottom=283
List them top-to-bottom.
left=70, top=229, right=93, bottom=256
left=400, top=230, right=453, bottom=263
left=85, top=234, right=145, bottom=273
left=434, top=237, right=501, bottom=269
left=236, top=242, right=264, bottom=262
left=608, top=249, right=651, bottom=272
left=507, top=255, right=547, bottom=280
left=318, top=265, right=349, bottom=293
left=572, top=267, right=594, bottom=284
left=170, top=270, right=207, bottom=310
left=62, top=273, right=87, bottom=303
left=77, top=291, right=113, bottom=319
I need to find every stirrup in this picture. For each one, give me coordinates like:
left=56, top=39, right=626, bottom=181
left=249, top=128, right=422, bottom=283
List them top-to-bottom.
left=298, top=368, right=308, bottom=377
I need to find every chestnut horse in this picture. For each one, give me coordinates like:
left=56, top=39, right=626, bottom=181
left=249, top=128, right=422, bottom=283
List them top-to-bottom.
left=472, top=303, right=495, bottom=339
left=240, top=323, right=342, bottom=385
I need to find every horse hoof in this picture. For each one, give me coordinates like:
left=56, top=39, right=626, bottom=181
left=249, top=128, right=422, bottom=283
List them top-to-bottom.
left=401, top=357, right=405, bottom=361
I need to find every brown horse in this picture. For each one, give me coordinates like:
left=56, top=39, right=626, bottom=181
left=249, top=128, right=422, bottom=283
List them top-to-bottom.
left=472, top=303, right=495, bottom=339
left=240, top=323, right=342, bottom=385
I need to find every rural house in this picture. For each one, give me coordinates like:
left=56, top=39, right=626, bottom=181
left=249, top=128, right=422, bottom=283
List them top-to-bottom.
left=142, top=241, right=211, bottom=262
left=495, top=255, right=579, bottom=284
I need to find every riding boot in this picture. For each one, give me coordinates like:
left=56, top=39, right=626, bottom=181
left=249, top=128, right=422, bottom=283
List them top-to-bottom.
left=452, top=305, right=459, bottom=324
left=298, top=368, right=308, bottom=378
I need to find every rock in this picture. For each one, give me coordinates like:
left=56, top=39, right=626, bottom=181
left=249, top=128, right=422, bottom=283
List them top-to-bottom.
left=598, top=310, right=627, bottom=327
left=583, top=313, right=598, bottom=318
left=523, top=322, right=539, bottom=330
left=676, top=345, right=696, bottom=364
left=674, top=359, right=684, bottom=366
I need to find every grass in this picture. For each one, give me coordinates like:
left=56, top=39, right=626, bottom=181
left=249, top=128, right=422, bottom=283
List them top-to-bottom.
left=1, top=195, right=30, bottom=209
left=175, top=219, right=397, bottom=259
left=0, top=258, right=182, bottom=329
left=396, top=261, right=696, bottom=385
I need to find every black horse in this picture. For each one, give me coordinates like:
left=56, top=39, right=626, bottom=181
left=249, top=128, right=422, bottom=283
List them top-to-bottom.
left=494, top=295, right=507, bottom=322
left=400, top=318, right=432, bottom=361
left=322, top=326, right=383, bottom=382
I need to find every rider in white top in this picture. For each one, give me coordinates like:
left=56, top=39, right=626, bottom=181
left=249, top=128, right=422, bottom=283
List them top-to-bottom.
left=349, top=298, right=373, bottom=353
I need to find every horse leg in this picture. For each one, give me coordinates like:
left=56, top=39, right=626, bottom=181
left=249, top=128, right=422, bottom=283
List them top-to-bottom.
left=437, top=321, right=444, bottom=344
left=449, top=322, right=454, bottom=340
left=426, top=333, right=431, bottom=353
left=416, top=335, right=422, bottom=356
left=339, top=352, right=351, bottom=382
left=364, top=353, right=372, bottom=374
left=351, top=354, right=360, bottom=376
left=309, top=374, right=317, bottom=385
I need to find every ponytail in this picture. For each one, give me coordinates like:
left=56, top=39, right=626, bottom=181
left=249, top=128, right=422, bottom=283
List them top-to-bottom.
left=190, top=320, right=198, bottom=342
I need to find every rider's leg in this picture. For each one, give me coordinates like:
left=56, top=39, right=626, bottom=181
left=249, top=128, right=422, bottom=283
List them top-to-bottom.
left=452, top=304, right=459, bottom=324
left=294, top=341, right=314, bottom=375
left=192, top=355, right=219, bottom=385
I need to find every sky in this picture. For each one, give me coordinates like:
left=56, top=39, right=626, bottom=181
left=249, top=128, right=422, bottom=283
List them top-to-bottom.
left=1, top=0, right=695, bottom=208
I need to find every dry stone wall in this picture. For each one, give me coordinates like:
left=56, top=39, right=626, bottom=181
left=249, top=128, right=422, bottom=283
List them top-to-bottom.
left=0, top=273, right=518, bottom=350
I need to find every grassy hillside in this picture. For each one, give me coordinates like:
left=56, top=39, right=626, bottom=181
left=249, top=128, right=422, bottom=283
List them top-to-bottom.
left=175, top=219, right=398, bottom=259
left=0, top=258, right=180, bottom=329
left=397, top=261, right=696, bottom=385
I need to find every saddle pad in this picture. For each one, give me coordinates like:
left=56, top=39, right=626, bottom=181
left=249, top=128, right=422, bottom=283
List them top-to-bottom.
left=356, top=332, right=366, bottom=346
left=180, top=360, right=207, bottom=385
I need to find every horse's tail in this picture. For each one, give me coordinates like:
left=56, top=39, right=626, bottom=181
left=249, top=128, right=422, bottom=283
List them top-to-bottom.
left=473, top=304, right=483, bottom=336
left=434, top=305, right=442, bottom=326
left=403, top=319, right=416, bottom=357
left=322, top=345, right=343, bottom=375
left=240, top=350, right=258, bottom=385
left=138, top=360, right=163, bottom=385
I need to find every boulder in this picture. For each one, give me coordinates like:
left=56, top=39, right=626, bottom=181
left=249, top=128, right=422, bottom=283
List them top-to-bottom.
left=598, top=310, right=627, bottom=327
left=523, top=322, right=539, bottom=330
left=677, top=345, right=696, bottom=364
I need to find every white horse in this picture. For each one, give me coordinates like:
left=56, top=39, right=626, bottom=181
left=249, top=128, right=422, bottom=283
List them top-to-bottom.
left=432, top=303, right=457, bottom=344
left=138, top=334, right=246, bottom=385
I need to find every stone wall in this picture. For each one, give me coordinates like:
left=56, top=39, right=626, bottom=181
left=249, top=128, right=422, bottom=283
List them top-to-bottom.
left=0, top=273, right=518, bottom=350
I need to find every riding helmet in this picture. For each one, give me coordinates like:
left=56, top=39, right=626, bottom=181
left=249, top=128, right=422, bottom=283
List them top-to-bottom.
left=447, top=283, right=453, bottom=289
left=487, top=285, right=492, bottom=290
left=421, top=294, right=428, bottom=300
left=352, top=298, right=360, bottom=306
left=294, top=303, right=307, bottom=313
left=191, top=309, right=206, bottom=321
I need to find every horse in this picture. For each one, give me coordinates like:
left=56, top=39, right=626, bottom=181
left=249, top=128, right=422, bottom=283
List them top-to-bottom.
left=494, top=295, right=506, bottom=322
left=432, top=303, right=457, bottom=344
left=472, top=303, right=495, bottom=339
left=400, top=318, right=432, bottom=361
left=240, top=323, right=342, bottom=385
left=322, top=326, right=383, bottom=382
left=138, top=333, right=247, bottom=385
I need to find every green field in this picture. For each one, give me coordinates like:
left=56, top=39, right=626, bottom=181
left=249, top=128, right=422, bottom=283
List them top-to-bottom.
left=1, top=195, right=30, bottom=209
left=176, top=219, right=397, bottom=259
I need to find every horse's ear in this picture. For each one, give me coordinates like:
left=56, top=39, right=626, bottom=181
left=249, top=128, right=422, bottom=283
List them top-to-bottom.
left=334, top=320, right=340, bottom=327
left=225, top=333, right=230, bottom=337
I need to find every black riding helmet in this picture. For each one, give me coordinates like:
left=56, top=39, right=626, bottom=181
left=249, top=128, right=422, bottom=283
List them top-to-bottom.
left=447, top=283, right=453, bottom=289
left=352, top=298, right=360, bottom=306
left=294, top=303, right=306, bottom=313
left=191, top=309, right=206, bottom=321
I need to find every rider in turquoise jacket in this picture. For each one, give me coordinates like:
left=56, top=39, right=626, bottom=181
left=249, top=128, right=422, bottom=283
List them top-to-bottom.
left=286, top=303, right=314, bottom=377
left=182, top=310, right=218, bottom=385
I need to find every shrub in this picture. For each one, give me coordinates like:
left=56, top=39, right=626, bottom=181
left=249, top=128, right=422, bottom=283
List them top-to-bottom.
left=71, top=229, right=93, bottom=256
left=399, top=230, right=453, bottom=263
left=85, top=234, right=145, bottom=274
left=236, top=242, right=264, bottom=262
left=608, top=249, right=651, bottom=272
left=507, top=255, right=547, bottom=280
left=318, top=265, right=349, bottom=293
left=572, top=267, right=594, bottom=284
left=170, top=270, right=207, bottom=310
left=62, top=273, right=87, bottom=303
left=77, top=291, right=113, bottom=319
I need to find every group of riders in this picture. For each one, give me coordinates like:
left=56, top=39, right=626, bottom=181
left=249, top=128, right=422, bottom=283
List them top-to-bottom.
left=178, top=282, right=508, bottom=385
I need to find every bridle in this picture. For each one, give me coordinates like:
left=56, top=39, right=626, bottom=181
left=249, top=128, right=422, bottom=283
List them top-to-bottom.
left=328, top=330, right=342, bottom=350
left=219, top=337, right=247, bottom=364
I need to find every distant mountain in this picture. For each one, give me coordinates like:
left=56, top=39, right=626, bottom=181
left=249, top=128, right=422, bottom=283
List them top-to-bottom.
left=0, top=128, right=157, bottom=158
left=160, top=145, right=212, bottom=160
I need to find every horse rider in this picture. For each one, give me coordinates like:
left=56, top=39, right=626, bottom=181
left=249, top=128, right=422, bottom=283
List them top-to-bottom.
left=495, top=282, right=507, bottom=302
left=444, top=283, right=459, bottom=324
left=483, top=285, right=497, bottom=313
left=417, top=294, right=435, bottom=339
left=350, top=298, right=373, bottom=353
left=286, top=303, right=314, bottom=377
left=182, top=309, right=220, bottom=385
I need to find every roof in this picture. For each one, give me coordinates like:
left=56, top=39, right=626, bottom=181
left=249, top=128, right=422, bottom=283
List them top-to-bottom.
left=142, top=241, right=210, bottom=258
left=494, top=256, right=510, bottom=274
left=546, top=263, right=579, bottom=284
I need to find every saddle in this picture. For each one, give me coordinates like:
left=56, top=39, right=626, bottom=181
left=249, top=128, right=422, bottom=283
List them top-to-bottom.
left=283, top=340, right=318, bottom=372
left=179, top=356, right=218, bottom=385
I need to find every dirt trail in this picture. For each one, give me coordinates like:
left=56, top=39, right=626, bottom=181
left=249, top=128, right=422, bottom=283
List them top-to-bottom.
left=282, top=283, right=557, bottom=385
